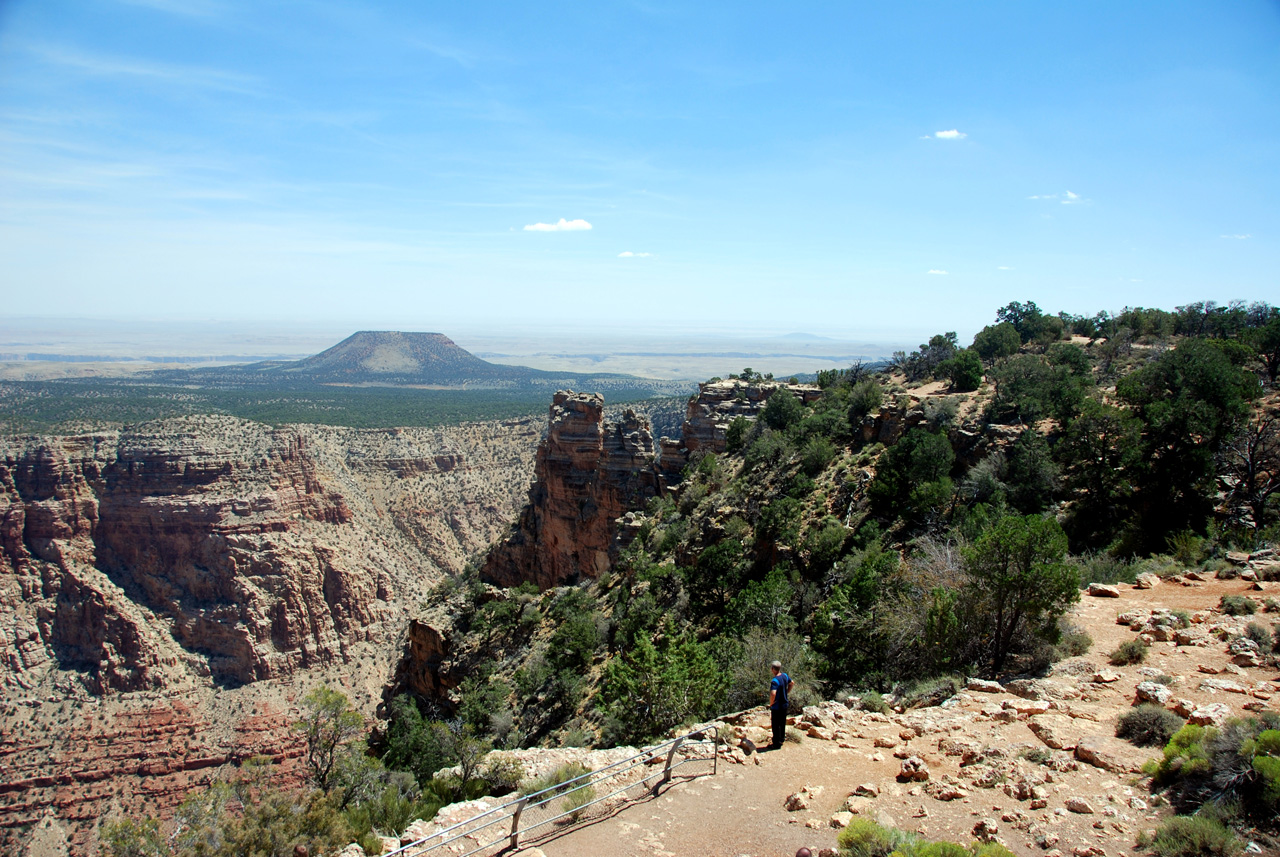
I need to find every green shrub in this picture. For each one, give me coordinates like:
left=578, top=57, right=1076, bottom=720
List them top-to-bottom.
left=943, top=350, right=983, bottom=392
left=848, top=379, right=883, bottom=424
left=762, top=387, right=804, bottom=431
left=923, top=396, right=960, bottom=429
left=725, top=416, right=751, bottom=453
left=744, top=430, right=792, bottom=471
left=801, top=436, right=838, bottom=476
left=1167, top=531, right=1206, bottom=566
left=1074, top=553, right=1138, bottom=585
left=1220, top=595, right=1257, bottom=616
left=1245, top=622, right=1274, bottom=654
left=1055, top=623, right=1093, bottom=658
left=1109, top=639, right=1148, bottom=666
left=899, top=675, right=960, bottom=710
left=859, top=690, right=889, bottom=714
left=1116, top=704, right=1184, bottom=747
left=1148, top=716, right=1280, bottom=821
left=1149, top=723, right=1213, bottom=787
left=1248, top=729, right=1280, bottom=813
left=1019, top=747, right=1052, bottom=765
left=479, top=756, right=525, bottom=796
left=523, top=761, right=596, bottom=821
left=524, top=761, right=590, bottom=799
left=560, top=778, right=596, bottom=821
left=347, top=782, right=437, bottom=840
left=1149, top=815, right=1242, bottom=857
left=101, top=817, right=165, bottom=857
left=836, top=819, right=916, bottom=857
left=891, top=842, right=969, bottom=857
left=969, top=845, right=1017, bottom=857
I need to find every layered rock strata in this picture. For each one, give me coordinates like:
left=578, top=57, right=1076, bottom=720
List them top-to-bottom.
left=482, top=392, right=664, bottom=590
left=0, top=415, right=539, bottom=854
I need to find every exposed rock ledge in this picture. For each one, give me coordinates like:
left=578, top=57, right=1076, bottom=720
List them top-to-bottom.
left=482, top=392, right=664, bottom=590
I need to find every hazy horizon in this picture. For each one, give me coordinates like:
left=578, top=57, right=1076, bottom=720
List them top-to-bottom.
left=3, top=3, right=1276, bottom=337
left=0, top=316, right=911, bottom=381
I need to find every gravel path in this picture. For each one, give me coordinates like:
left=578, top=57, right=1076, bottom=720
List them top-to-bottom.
left=512, top=576, right=1280, bottom=857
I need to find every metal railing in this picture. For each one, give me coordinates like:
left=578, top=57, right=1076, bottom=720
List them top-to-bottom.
left=383, top=724, right=720, bottom=857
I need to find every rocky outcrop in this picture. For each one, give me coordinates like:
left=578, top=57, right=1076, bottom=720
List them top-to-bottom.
left=659, top=379, right=822, bottom=475
left=482, top=392, right=664, bottom=590
left=0, top=415, right=540, bottom=854
left=0, top=423, right=378, bottom=691
left=397, top=619, right=454, bottom=702
left=0, top=697, right=306, bottom=853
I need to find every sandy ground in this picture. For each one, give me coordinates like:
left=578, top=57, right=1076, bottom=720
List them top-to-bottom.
left=512, top=577, right=1280, bottom=857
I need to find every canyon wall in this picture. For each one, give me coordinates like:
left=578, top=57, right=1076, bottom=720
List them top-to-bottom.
left=481, top=392, right=664, bottom=590
left=0, top=415, right=539, bottom=854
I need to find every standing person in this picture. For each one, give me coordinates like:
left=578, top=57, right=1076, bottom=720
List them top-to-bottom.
left=768, top=660, right=793, bottom=750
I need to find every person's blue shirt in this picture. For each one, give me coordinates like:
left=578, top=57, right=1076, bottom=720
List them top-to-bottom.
left=770, top=672, right=790, bottom=710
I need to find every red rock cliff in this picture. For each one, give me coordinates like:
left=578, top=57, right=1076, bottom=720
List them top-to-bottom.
left=482, top=392, right=663, bottom=589
left=0, top=415, right=539, bottom=854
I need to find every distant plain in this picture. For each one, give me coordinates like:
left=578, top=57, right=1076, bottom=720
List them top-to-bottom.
left=0, top=318, right=904, bottom=383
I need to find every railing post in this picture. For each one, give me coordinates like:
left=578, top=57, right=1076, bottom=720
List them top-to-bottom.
left=712, top=725, right=719, bottom=776
left=659, top=736, right=684, bottom=789
left=509, top=796, right=529, bottom=850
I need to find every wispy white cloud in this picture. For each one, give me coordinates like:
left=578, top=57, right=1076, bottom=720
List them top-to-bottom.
left=115, top=0, right=225, bottom=17
left=406, top=37, right=486, bottom=68
left=31, top=44, right=259, bottom=94
left=932, top=129, right=966, bottom=140
left=1029, top=190, right=1090, bottom=205
left=523, top=218, right=592, bottom=232
left=1220, top=233, right=1252, bottom=240
left=618, top=251, right=651, bottom=257
left=997, top=266, right=1011, bottom=270
left=927, top=269, right=948, bottom=275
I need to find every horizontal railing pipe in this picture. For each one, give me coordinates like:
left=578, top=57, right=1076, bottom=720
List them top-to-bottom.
left=380, top=722, right=722, bottom=857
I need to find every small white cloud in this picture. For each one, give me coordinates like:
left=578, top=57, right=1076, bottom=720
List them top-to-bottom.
left=933, top=129, right=966, bottom=140
left=1029, top=190, right=1090, bottom=205
left=523, top=218, right=592, bottom=232
left=1220, top=233, right=1252, bottom=240
left=617, top=251, right=652, bottom=258
left=997, top=266, right=1011, bottom=270
left=927, top=269, right=949, bottom=275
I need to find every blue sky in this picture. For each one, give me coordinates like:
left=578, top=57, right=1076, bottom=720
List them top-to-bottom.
left=2, top=1, right=1277, bottom=342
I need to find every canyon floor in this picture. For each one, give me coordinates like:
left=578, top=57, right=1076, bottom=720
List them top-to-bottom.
left=492, top=575, right=1278, bottom=857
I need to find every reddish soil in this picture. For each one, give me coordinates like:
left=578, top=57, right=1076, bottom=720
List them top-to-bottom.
left=518, top=577, right=1280, bottom=857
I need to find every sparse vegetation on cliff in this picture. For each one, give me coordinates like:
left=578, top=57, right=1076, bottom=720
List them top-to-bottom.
left=68, top=297, right=1280, bottom=853
left=396, top=297, right=1280, bottom=773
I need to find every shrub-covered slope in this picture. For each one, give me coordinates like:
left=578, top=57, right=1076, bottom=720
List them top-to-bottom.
left=389, top=299, right=1280, bottom=760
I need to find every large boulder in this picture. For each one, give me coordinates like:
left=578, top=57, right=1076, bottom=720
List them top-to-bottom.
left=1027, top=714, right=1084, bottom=751
left=1075, top=737, right=1146, bottom=773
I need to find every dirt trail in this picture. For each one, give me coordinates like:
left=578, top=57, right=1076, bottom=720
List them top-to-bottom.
left=520, top=577, right=1280, bottom=857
